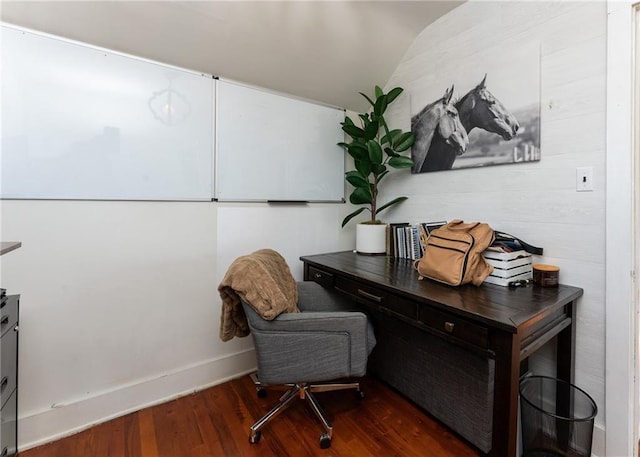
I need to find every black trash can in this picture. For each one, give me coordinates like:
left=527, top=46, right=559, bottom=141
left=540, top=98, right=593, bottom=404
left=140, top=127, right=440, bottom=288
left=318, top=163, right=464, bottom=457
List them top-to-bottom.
left=520, top=375, right=597, bottom=457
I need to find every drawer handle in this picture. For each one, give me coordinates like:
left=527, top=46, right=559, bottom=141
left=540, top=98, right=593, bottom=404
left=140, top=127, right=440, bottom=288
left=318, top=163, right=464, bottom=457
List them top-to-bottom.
left=314, top=273, right=323, bottom=279
left=357, top=289, right=383, bottom=303
left=0, top=316, right=8, bottom=326
left=444, top=322, right=455, bottom=333
left=0, top=377, right=7, bottom=392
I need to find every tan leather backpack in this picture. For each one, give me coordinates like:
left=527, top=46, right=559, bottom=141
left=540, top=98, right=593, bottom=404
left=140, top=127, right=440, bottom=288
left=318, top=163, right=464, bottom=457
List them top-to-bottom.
left=415, top=219, right=495, bottom=286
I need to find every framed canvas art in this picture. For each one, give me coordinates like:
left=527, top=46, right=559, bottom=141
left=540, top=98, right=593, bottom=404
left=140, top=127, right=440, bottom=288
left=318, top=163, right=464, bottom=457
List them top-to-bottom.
left=410, top=44, right=540, bottom=173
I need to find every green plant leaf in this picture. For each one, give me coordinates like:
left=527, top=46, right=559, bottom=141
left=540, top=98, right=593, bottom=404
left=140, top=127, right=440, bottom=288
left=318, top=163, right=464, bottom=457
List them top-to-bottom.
left=375, top=86, right=384, bottom=99
left=386, top=87, right=403, bottom=104
left=359, top=92, right=375, bottom=107
left=373, top=95, right=388, bottom=117
left=378, top=114, right=391, bottom=139
left=342, top=116, right=355, bottom=126
left=363, top=121, right=379, bottom=141
left=342, top=124, right=365, bottom=138
left=381, top=129, right=401, bottom=145
left=393, top=132, right=415, bottom=152
left=367, top=140, right=383, bottom=164
left=345, top=142, right=368, bottom=160
left=384, top=147, right=399, bottom=157
left=389, top=156, right=414, bottom=168
left=355, top=158, right=372, bottom=177
left=372, top=163, right=386, bottom=175
left=376, top=169, right=389, bottom=182
left=345, top=171, right=369, bottom=188
left=350, top=186, right=372, bottom=205
left=376, top=196, right=408, bottom=215
left=341, top=207, right=367, bottom=228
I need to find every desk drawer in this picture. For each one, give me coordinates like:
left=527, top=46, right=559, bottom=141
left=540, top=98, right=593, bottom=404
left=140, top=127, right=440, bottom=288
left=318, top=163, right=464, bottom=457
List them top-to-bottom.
left=307, top=266, right=335, bottom=288
left=335, top=276, right=417, bottom=320
left=0, top=296, right=18, bottom=339
left=418, top=305, right=489, bottom=349
left=0, top=321, right=17, bottom=409
left=0, top=389, right=17, bottom=457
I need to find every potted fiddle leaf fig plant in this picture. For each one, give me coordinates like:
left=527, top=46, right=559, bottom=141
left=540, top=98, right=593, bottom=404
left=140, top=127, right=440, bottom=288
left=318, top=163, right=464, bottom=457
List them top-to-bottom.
left=339, top=86, right=414, bottom=254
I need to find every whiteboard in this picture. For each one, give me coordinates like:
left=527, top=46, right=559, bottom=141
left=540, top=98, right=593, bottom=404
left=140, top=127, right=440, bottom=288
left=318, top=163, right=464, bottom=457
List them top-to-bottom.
left=1, top=25, right=214, bottom=200
left=215, top=79, right=345, bottom=201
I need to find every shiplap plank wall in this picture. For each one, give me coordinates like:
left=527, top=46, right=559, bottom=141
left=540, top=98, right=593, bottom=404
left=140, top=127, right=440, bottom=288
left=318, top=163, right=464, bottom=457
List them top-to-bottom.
left=379, top=0, right=607, bottom=441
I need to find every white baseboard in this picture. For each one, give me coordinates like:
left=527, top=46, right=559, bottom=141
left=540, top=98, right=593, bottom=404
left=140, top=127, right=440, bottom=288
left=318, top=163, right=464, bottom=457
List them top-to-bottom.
left=19, top=349, right=257, bottom=451
left=591, top=423, right=605, bottom=457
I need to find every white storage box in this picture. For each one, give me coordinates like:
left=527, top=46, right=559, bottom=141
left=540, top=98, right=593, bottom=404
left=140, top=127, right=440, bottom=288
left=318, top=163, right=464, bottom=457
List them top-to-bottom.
left=483, top=250, right=532, bottom=286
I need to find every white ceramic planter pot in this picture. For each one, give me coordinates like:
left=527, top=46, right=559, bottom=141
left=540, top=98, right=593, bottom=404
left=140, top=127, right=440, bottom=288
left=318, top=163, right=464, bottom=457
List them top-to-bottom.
left=356, top=223, right=387, bottom=255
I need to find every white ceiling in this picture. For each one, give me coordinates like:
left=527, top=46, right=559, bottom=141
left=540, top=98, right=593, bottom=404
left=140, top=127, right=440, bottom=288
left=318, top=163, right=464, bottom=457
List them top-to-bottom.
left=1, top=1, right=463, bottom=111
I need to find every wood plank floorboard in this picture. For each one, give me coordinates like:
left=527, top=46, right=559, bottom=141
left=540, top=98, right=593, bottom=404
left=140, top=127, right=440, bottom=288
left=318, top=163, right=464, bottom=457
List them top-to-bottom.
left=18, top=374, right=480, bottom=457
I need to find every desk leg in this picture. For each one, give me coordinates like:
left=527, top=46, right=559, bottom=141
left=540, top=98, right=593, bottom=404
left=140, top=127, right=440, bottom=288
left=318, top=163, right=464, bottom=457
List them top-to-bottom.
left=556, top=301, right=576, bottom=453
left=556, top=301, right=575, bottom=384
left=491, top=331, right=520, bottom=457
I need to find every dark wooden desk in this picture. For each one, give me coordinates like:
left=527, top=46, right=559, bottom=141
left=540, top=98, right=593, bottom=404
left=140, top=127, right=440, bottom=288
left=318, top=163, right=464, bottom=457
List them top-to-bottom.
left=0, top=242, right=21, bottom=256
left=300, top=251, right=583, bottom=457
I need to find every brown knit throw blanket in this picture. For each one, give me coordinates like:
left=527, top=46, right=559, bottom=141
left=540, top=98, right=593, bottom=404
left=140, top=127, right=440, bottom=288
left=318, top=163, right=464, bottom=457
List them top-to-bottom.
left=218, top=249, right=299, bottom=342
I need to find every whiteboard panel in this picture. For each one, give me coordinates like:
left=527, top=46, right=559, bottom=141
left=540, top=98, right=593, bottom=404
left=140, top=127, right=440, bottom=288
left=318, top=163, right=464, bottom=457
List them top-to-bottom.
left=1, top=25, right=214, bottom=200
left=215, top=79, right=344, bottom=201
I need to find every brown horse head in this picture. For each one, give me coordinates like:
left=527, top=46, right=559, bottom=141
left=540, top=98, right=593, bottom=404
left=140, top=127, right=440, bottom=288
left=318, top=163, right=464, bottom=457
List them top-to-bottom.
left=457, top=75, right=519, bottom=140
left=437, top=85, right=468, bottom=156
left=411, top=86, right=469, bottom=172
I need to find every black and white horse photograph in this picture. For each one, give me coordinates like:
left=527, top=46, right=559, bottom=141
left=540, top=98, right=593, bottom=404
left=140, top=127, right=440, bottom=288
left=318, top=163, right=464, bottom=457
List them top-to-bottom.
left=410, top=46, right=541, bottom=173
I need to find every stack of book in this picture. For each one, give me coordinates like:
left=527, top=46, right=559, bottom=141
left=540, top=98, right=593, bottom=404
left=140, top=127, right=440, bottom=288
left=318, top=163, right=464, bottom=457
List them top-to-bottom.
left=386, top=221, right=446, bottom=260
left=482, top=249, right=533, bottom=286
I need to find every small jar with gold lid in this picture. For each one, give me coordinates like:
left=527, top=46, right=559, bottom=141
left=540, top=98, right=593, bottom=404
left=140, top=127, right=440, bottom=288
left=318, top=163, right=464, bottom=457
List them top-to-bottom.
left=532, top=264, right=559, bottom=287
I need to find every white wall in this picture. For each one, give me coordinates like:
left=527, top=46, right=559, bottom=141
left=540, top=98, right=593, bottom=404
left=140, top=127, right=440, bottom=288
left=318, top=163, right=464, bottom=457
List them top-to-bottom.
left=378, top=1, right=607, bottom=454
left=605, top=2, right=637, bottom=456
left=0, top=200, right=353, bottom=448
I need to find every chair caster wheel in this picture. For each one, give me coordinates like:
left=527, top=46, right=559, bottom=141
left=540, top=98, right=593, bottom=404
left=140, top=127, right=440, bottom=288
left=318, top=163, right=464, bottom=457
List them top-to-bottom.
left=257, top=388, right=267, bottom=398
left=356, top=389, right=365, bottom=400
left=249, top=430, right=261, bottom=444
left=319, top=433, right=331, bottom=449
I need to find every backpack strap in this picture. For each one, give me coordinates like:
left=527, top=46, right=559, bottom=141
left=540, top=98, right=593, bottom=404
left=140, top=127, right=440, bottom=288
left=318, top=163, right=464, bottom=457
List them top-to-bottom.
left=445, top=219, right=479, bottom=231
left=493, top=231, right=543, bottom=255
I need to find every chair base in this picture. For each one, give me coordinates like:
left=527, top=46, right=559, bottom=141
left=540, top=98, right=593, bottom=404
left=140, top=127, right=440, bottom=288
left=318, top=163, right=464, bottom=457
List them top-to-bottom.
left=248, top=373, right=363, bottom=449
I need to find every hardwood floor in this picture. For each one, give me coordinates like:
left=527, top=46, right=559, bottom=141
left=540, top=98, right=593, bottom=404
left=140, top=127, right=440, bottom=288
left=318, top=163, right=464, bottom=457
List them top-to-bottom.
left=19, top=374, right=480, bottom=457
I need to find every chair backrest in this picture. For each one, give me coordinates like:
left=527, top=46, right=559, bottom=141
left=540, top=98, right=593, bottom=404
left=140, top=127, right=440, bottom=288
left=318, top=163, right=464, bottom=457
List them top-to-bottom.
left=241, top=300, right=263, bottom=329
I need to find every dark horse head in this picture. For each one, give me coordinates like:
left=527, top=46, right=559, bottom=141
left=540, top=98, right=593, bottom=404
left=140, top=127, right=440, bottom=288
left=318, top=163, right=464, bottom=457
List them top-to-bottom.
left=456, top=74, right=519, bottom=140
left=410, top=85, right=468, bottom=174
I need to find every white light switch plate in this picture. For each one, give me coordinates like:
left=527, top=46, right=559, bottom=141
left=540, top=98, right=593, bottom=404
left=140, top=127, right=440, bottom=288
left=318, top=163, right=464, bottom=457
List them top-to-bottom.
left=576, top=167, right=594, bottom=192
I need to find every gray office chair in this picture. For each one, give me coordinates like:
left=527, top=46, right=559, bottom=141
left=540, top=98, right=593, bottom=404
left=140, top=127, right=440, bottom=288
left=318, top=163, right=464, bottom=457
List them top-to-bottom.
left=242, top=280, right=376, bottom=449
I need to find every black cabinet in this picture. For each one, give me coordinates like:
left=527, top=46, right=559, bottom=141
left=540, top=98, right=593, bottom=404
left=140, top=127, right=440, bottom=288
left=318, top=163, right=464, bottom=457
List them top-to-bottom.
left=0, top=293, right=19, bottom=457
